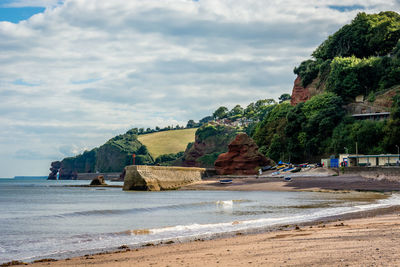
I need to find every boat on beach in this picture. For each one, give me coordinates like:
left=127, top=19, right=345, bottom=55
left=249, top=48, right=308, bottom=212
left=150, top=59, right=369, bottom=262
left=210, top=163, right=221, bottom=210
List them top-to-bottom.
left=219, top=179, right=233, bottom=184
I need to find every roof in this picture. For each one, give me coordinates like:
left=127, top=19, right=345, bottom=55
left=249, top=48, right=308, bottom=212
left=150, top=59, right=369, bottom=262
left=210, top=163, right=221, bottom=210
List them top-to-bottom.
left=351, top=112, right=390, bottom=117
left=347, top=154, right=399, bottom=158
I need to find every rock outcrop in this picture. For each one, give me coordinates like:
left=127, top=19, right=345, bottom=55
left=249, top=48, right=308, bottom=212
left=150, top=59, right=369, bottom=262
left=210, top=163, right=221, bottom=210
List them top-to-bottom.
left=290, top=76, right=311, bottom=106
left=181, top=124, right=239, bottom=168
left=214, top=133, right=274, bottom=175
left=48, top=160, right=78, bottom=180
left=48, top=161, right=61, bottom=180
left=123, top=165, right=205, bottom=191
left=90, top=175, right=107, bottom=185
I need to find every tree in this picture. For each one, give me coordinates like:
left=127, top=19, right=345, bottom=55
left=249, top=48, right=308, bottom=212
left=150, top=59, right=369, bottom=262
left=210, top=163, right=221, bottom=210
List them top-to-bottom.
left=312, top=12, right=400, bottom=60
left=302, top=92, right=345, bottom=156
left=278, top=93, right=291, bottom=103
left=255, top=99, right=276, bottom=108
left=285, top=102, right=306, bottom=162
left=253, top=103, right=293, bottom=160
left=230, top=104, right=244, bottom=116
left=229, top=105, right=244, bottom=121
left=212, top=106, right=228, bottom=120
left=199, top=116, right=213, bottom=124
left=186, top=120, right=196, bottom=128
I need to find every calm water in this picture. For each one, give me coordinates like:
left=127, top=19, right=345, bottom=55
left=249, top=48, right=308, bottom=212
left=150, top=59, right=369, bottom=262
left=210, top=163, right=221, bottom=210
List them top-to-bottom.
left=0, top=178, right=399, bottom=263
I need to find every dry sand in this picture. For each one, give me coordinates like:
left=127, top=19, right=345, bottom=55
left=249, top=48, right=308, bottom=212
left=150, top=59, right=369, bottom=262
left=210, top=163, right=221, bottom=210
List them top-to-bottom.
left=25, top=210, right=400, bottom=267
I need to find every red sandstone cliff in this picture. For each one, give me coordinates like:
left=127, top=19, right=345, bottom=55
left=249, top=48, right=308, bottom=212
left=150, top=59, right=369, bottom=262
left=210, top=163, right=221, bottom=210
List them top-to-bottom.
left=290, top=76, right=311, bottom=106
left=214, top=133, right=274, bottom=175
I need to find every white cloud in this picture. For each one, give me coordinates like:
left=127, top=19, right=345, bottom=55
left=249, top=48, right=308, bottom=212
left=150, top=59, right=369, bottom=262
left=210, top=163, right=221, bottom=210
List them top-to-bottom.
left=0, top=0, right=399, bottom=177
left=1, top=0, right=63, bottom=8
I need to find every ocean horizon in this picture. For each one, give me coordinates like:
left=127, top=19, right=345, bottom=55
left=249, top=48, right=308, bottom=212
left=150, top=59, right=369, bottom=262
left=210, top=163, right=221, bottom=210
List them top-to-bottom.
left=0, top=178, right=399, bottom=264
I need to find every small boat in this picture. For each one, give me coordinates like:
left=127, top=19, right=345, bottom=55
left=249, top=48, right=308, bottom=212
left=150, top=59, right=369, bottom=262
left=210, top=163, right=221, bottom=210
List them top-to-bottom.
left=290, top=167, right=302, bottom=173
left=284, top=176, right=292, bottom=181
left=219, top=179, right=233, bottom=184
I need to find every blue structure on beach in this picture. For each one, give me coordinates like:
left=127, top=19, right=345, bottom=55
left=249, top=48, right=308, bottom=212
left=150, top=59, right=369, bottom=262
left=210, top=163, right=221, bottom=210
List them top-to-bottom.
left=330, top=158, right=339, bottom=168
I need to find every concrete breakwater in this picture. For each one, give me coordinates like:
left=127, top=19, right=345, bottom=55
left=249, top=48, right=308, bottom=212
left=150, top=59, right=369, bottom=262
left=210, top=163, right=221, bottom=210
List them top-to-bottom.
left=123, top=165, right=206, bottom=191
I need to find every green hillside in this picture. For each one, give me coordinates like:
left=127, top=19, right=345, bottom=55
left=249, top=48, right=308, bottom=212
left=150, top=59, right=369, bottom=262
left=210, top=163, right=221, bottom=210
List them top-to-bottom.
left=252, top=11, right=400, bottom=163
left=138, top=128, right=197, bottom=158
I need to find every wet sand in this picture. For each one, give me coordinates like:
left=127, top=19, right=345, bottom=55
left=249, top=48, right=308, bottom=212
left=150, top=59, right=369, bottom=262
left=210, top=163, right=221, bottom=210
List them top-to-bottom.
left=181, top=175, right=400, bottom=192
left=25, top=206, right=400, bottom=266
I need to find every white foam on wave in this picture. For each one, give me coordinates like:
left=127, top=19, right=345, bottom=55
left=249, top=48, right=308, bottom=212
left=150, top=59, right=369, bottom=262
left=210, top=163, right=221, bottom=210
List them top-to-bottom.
left=136, top=193, right=400, bottom=242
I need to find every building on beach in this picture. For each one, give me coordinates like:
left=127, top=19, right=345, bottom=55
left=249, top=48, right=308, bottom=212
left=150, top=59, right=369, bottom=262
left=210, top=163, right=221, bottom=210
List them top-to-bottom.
left=339, top=154, right=400, bottom=167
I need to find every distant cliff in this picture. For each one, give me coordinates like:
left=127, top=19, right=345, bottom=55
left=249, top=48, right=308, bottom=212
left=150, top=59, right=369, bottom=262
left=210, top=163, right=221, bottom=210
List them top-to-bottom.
left=48, top=130, right=153, bottom=180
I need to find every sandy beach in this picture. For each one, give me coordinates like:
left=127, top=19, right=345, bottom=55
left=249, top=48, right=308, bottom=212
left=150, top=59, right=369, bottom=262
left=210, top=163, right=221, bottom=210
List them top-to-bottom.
left=6, top=173, right=400, bottom=267
left=181, top=174, right=400, bottom=192
left=24, top=207, right=400, bottom=267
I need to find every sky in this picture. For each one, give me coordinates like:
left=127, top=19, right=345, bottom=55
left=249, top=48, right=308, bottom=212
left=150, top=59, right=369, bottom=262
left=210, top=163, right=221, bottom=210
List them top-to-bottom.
left=0, top=0, right=399, bottom=177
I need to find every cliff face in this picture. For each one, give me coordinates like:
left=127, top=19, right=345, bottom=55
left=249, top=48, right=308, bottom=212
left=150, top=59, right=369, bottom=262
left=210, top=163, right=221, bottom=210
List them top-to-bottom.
left=290, top=75, right=327, bottom=106
left=290, top=76, right=310, bottom=106
left=181, top=124, right=240, bottom=168
left=48, top=131, right=154, bottom=180
left=215, top=133, right=274, bottom=175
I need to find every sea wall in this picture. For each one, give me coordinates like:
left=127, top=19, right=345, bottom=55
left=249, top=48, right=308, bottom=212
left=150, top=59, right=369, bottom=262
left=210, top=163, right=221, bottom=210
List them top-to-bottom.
left=123, top=165, right=206, bottom=191
left=342, top=167, right=400, bottom=181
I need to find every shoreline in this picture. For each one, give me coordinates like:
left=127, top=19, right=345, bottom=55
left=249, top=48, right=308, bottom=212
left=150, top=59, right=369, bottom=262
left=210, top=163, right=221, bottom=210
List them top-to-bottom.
left=4, top=176, right=400, bottom=266
left=13, top=204, right=400, bottom=266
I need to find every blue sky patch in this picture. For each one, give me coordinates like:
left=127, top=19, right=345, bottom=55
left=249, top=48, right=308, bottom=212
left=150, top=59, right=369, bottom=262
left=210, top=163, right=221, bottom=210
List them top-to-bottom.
left=328, top=5, right=365, bottom=12
left=0, top=7, right=45, bottom=23
left=13, top=79, right=39, bottom=86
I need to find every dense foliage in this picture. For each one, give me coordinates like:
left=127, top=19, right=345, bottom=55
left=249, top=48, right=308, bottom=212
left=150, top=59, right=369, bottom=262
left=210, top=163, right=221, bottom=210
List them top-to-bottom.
left=253, top=11, right=400, bottom=163
left=294, top=12, right=400, bottom=97
left=313, top=12, right=400, bottom=60
left=253, top=93, right=345, bottom=162
left=154, top=151, right=185, bottom=166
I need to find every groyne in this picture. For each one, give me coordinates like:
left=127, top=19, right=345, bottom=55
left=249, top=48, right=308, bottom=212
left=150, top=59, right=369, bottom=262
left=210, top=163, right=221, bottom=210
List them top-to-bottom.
left=123, top=165, right=206, bottom=191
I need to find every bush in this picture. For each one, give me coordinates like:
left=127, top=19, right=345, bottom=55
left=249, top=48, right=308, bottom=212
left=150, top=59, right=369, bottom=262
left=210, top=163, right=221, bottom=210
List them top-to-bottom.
left=293, top=59, right=321, bottom=87
left=154, top=151, right=184, bottom=165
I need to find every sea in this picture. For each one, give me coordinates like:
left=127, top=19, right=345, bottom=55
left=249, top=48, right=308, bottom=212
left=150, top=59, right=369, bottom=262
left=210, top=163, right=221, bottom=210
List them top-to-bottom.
left=1, top=178, right=400, bottom=264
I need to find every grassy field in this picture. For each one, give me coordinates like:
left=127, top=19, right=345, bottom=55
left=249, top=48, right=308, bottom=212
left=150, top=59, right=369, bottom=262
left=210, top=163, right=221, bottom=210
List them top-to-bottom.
left=138, top=128, right=197, bottom=158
